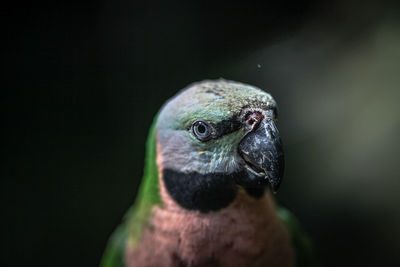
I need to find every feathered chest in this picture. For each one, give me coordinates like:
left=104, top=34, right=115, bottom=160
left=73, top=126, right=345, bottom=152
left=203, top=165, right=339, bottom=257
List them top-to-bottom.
left=125, top=192, right=294, bottom=267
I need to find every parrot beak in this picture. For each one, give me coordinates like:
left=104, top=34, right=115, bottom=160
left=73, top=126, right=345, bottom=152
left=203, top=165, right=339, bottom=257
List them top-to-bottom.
left=237, top=117, right=284, bottom=193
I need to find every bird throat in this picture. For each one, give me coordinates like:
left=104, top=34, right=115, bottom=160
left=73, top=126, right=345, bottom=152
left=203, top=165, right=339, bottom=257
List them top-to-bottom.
left=162, top=169, right=265, bottom=212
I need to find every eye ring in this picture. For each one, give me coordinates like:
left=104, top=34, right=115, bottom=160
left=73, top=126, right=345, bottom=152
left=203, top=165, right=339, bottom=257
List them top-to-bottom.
left=191, top=120, right=212, bottom=141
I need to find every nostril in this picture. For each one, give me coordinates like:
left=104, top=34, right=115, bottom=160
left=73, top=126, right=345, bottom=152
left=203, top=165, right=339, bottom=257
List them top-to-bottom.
left=245, top=111, right=264, bottom=130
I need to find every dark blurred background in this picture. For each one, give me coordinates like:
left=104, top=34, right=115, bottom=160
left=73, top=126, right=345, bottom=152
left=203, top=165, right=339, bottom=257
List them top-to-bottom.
left=3, top=0, right=400, bottom=266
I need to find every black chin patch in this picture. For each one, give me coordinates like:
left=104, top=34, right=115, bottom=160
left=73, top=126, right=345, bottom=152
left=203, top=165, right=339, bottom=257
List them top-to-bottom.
left=163, top=169, right=266, bottom=212
left=244, top=187, right=266, bottom=199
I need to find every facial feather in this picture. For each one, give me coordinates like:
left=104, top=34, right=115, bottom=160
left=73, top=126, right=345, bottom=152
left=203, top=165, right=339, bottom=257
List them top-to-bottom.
left=157, top=79, right=277, bottom=175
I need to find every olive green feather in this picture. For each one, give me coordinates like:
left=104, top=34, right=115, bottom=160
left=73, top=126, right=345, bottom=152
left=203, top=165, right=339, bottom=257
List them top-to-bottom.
left=100, top=115, right=161, bottom=267
left=277, top=207, right=320, bottom=267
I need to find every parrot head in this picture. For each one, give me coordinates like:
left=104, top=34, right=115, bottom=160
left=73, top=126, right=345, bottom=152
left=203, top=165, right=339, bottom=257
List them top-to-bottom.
left=156, top=79, right=284, bottom=212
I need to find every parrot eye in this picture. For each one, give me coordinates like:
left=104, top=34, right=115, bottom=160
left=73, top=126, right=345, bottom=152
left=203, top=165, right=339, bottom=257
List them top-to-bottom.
left=192, top=120, right=212, bottom=141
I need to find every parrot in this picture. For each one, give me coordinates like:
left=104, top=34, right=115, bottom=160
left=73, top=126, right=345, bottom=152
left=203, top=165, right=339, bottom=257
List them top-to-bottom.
left=100, top=79, right=317, bottom=267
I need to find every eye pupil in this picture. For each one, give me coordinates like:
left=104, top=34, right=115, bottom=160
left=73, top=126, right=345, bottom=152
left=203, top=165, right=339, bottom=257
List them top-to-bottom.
left=197, top=124, right=206, bottom=134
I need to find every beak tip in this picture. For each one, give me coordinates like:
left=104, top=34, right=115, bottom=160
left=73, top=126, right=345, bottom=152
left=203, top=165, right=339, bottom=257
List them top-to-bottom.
left=268, top=178, right=282, bottom=194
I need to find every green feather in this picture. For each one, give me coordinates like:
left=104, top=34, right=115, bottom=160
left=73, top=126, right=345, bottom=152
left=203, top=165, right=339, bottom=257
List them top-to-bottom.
left=100, top=115, right=161, bottom=267
left=277, top=207, right=320, bottom=267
